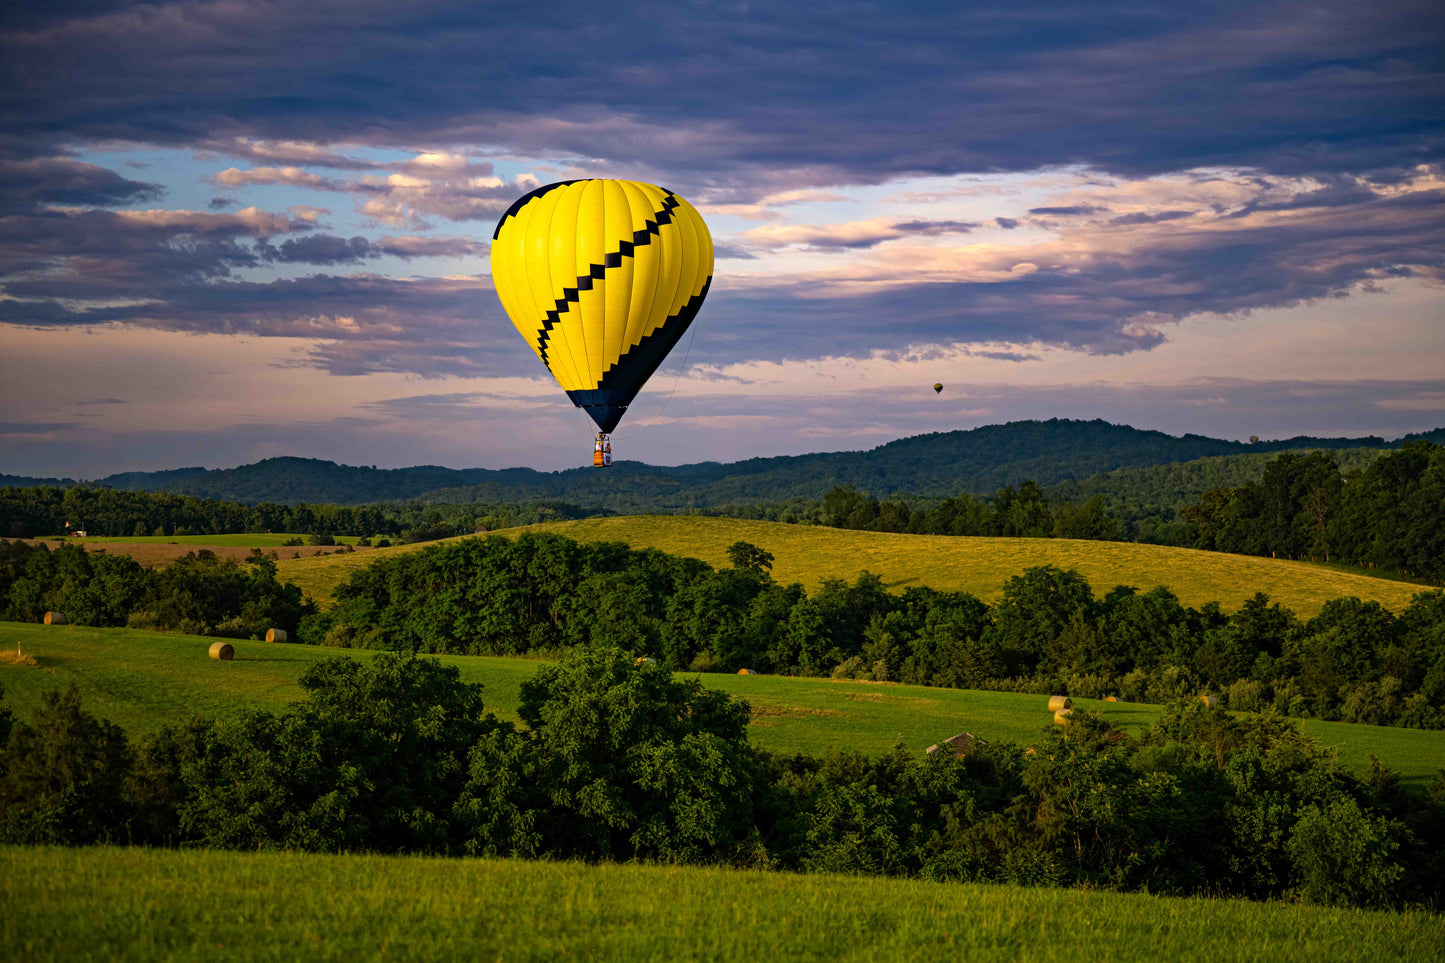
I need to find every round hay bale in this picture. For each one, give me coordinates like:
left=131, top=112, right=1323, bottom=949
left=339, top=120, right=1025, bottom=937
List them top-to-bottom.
left=42, top=611, right=67, bottom=625
left=265, top=628, right=288, bottom=643
left=208, top=642, right=234, bottom=661
left=737, top=668, right=754, bottom=675
left=1199, top=694, right=1218, bottom=708
left=1047, top=695, right=1072, bottom=712
left=1104, top=695, right=1118, bottom=702
left=1053, top=708, right=1073, bottom=726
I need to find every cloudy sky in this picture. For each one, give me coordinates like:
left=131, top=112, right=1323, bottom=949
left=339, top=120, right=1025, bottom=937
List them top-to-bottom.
left=1, top=1, right=1442, bottom=476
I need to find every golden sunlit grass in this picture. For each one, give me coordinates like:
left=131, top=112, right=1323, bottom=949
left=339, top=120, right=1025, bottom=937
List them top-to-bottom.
left=276, top=516, right=1427, bottom=616
left=0, top=649, right=39, bottom=668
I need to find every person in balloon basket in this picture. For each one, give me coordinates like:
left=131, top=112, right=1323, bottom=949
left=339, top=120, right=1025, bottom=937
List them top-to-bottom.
left=603, top=441, right=612, bottom=467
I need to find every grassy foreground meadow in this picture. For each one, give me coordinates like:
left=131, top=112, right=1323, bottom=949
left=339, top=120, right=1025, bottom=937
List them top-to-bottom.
left=274, top=516, right=1426, bottom=615
left=4, top=622, right=1442, bottom=790
left=4, top=846, right=1441, bottom=963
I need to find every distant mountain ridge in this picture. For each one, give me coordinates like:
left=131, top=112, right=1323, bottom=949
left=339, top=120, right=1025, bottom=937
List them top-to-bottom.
left=4, top=419, right=1442, bottom=508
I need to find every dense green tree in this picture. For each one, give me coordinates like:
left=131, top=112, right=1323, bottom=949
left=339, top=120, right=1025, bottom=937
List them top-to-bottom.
left=726, top=540, right=775, bottom=574
left=989, top=566, right=1096, bottom=673
left=461, top=647, right=762, bottom=863
left=176, top=654, right=496, bottom=853
left=0, top=687, right=134, bottom=844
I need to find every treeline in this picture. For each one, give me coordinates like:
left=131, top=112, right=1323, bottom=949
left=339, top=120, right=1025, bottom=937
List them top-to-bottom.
left=1176, top=443, right=1445, bottom=583
left=808, top=481, right=1119, bottom=539
left=0, top=485, right=597, bottom=541
left=308, top=533, right=1445, bottom=730
left=0, top=540, right=310, bottom=639
left=2, top=652, right=1441, bottom=910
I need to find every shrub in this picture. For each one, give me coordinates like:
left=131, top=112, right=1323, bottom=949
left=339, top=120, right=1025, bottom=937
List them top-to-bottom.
left=1287, top=797, right=1403, bottom=907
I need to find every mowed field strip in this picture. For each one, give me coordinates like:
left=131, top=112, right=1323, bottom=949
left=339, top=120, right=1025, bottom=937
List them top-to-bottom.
left=276, top=515, right=1429, bottom=615
left=25, top=533, right=370, bottom=567
left=4, top=622, right=1441, bottom=791
left=6, top=846, right=1442, bottom=963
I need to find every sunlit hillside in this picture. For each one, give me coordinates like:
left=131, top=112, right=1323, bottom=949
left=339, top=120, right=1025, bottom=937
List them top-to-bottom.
left=276, top=516, right=1427, bottom=616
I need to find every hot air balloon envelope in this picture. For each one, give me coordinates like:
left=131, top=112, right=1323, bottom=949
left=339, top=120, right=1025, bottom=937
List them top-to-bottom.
left=491, top=179, right=714, bottom=433
left=933, top=383, right=943, bottom=394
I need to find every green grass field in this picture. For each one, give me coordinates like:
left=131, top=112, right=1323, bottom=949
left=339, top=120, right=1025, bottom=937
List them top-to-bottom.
left=274, top=517, right=1428, bottom=616
left=42, top=533, right=363, bottom=546
left=4, top=622, right=1441, bottom=791
left=4, top=846, right=1440, bottom=963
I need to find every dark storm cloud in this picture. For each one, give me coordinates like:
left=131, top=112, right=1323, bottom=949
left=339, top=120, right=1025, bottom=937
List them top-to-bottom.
left=1, top=1, right=1439, bottom=191
left=0, top=157, right=160, bottom=214
left=0, top=206, right=313, bottom=301
left=1028, top=206, right=1106, bottom=217
left=1109, top=210, right=1194, bottom=226
left=742, top=218, right=978, bottom=251
left=260, top=233, right=489, bottom=265
left=264, top=234, right=373, bottom=265
left=712, top=243, right=757, bottom=260
left=972, top=350, right=1042, bottom=363
left=0, top=422, right=82, bottom=434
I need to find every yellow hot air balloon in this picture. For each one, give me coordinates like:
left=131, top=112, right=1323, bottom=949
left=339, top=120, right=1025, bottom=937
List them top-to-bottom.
left=491, top=179, right=714, bottom=438
left=933, top=383, right=943, bottom=394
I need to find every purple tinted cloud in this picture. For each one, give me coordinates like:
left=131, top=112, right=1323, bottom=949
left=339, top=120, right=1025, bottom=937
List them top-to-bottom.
left=0, top=2, right=1438, bottom=190
left=0, top=157, right=160, bottom=213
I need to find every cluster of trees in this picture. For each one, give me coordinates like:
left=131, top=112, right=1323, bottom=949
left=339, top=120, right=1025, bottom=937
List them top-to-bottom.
left=1176, top=443, right=1445, bottom=582
left=1047, top=447, right=1387, bottom=544
left=0, top=485, right=595, bottom=542
left=307, top=533, right=1445, bottom=730
left=0, top=540, right=310, bottom=639
left=2, top=652, right=1441, bottom=910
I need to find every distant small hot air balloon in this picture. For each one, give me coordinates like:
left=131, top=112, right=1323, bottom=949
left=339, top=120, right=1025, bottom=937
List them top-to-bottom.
left=491, top=179, right=713, bottom=455
left=933, top=383, right=943, bottom=394
left=1249, top=435, right=1260, bottom=444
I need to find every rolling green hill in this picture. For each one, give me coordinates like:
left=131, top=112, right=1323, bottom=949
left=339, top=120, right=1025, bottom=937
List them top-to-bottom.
left=9, top=419, right=1440, bottom=508
left=275, top=516, right=1428, bottom=616
left=4, top=622, right=1441, bottom=790
left=7, top=846, right=1441, bottom=963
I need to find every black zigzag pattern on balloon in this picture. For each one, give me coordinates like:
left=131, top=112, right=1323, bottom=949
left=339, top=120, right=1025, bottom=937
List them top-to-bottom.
left=491, top=180, right=579, bottom=240
left=535, top=192, right=682, bottom=374
left=565, top=273, right=713, bottom=432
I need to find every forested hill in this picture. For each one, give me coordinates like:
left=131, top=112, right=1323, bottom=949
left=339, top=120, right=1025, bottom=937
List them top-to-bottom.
left=7, top=419, right=1443, bottom=508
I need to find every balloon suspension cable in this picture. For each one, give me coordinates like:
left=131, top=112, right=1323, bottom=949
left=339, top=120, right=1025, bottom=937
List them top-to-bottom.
left=612, top=322, right=699, bottom=441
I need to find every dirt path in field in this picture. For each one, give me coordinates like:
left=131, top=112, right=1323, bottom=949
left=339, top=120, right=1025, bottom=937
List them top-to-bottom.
left=18, top=539, right=373, bottom=567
